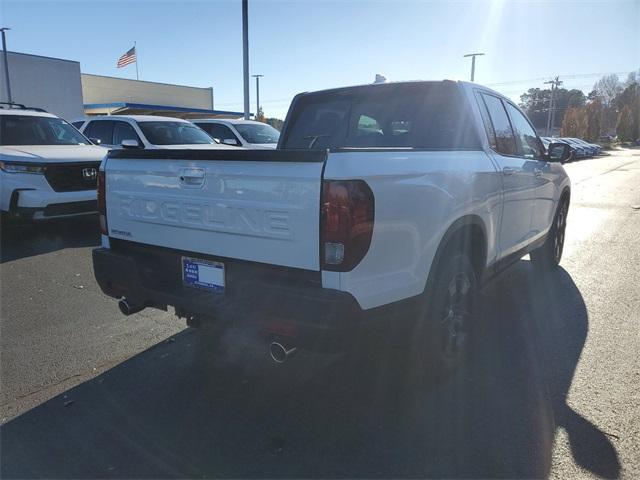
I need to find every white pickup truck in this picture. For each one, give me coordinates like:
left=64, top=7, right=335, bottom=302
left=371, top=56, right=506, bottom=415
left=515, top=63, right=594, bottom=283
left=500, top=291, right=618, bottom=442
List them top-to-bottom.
left=92, top=81, right=572, bottom=374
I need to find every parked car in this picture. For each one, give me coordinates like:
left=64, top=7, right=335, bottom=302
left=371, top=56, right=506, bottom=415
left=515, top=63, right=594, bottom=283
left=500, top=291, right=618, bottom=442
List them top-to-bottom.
left=92, top=80, right=571, bottom=376
left=0, top=103, right=106, bottom=221
left=77, top=115, right=236, bottom=150
left=70, top=119, right=87, bottom=130
left=193, top=119, right=280, bottom=149
left=541, top=137, right=572, bottom=162
left=567, top=137, right=601, bottom=155
left=559, top=138, right=591, bottom=158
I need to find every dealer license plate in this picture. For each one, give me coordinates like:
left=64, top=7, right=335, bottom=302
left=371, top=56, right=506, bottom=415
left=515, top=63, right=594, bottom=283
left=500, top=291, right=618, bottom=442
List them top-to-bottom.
left=182, top=257, right=225, bottom=293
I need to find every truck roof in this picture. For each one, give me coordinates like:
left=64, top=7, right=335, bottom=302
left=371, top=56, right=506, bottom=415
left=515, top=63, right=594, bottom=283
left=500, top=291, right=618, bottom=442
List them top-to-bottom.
left=297, top=79, right=505, bottom=102
left=300, top=80, right=459, bottom=96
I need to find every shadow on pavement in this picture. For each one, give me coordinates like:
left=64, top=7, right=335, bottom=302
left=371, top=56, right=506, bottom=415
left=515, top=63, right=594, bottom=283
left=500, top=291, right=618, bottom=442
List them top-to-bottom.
left=0, top=216, right=100, bottom=263
left=0, top=261, right=620, bottom=478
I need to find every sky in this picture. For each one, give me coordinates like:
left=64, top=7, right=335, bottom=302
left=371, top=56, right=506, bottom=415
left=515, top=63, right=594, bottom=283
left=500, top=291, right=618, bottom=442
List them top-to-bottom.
left=2, top=0, right=639, bottom=119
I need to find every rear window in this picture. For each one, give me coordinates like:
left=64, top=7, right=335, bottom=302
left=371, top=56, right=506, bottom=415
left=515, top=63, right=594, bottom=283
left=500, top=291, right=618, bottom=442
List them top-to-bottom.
left=281, top=83, right=480, bottom=150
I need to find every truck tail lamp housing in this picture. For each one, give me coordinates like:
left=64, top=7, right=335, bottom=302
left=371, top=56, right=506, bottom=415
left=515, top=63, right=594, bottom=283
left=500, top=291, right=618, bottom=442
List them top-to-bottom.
left=97, top=170, right=108, bottom=235
left=321, top=180, right=374, bottom=271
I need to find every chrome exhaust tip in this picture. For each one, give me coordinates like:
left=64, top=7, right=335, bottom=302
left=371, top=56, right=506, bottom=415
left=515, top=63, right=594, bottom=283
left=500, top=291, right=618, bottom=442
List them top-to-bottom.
left=118, top=298, right=144, bottom=316
left=269, top=341, right=298, bottom=364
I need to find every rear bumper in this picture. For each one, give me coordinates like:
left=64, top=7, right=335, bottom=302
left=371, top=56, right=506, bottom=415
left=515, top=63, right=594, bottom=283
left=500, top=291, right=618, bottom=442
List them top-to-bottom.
left=92, top=240, right=366, bottom=351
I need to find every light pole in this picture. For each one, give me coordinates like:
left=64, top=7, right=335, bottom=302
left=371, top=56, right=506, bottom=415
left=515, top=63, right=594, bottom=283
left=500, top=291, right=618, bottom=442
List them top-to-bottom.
left=242, top=0, right=250, bottom=120
left=1, top=27, right=12, bottom=103
left=463, top=52, right=484, bottom=82
left=252, top=74, right=263, bottom=119
left=544, top=76, right=562, bottom=136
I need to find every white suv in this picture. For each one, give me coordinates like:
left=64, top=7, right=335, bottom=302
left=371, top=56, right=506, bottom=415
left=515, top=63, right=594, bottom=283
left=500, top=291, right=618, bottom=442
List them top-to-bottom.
left=0, top=104, right=107, bottom=221
left=77, top=115, right=236, bottom=150
left=193, top=119, right=280, bottom=149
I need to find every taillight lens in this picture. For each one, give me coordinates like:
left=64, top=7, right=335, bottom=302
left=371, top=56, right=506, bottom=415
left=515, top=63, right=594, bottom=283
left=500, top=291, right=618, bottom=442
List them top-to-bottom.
left=97, top=170, right=108, bottom=235
left=321, top=180, right=374, bottom=271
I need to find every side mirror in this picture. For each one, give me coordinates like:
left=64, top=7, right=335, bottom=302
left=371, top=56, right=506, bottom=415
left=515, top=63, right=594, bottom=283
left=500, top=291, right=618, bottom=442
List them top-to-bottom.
left=89, top=138, right=102, bottom=145
left=222, top=138, right=240, bottom=146
left=121, top=139, right=142, bottom=149
left=547, top=142, right=572, bottom=163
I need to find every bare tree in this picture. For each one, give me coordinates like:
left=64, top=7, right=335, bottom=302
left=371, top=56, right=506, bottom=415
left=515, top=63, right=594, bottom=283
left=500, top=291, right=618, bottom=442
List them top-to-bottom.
left=591, top=74, right=623, bottom=135
left=593, top=74, right=623, bottom=107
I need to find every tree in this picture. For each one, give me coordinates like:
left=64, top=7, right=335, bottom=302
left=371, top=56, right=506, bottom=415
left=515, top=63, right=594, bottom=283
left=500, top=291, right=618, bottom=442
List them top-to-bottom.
left=591, top=74, right=623, bottom=135
left=593, top=74, right=623, bottom=107
left=615, top=81, right=639, bottom=141
left=520, top=87, right=585, bottom=131
left=520, top=88, right=549, bottom=129
left=585, top=101, right=602, bottom=142
left=616, top=105, right=636, bottom=141
left=255, top=106, right=266, bottom=123
left=560, top=107, right=587, bottom=138
left=265, top=117, right=284, bottom=131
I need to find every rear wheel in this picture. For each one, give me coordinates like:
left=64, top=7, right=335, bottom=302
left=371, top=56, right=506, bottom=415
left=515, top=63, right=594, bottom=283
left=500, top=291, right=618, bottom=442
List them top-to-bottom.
left=530, top=198, right=569, bottom=270
left=415, top=251, right=478, bottom=378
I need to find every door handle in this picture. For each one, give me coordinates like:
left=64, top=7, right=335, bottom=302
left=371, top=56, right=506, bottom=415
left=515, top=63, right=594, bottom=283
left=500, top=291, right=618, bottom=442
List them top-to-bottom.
left=502, top=167, right=516, bottom=176
left=179, top=168, right=205, bottom=187
left=534, top=168, right=543, bottom=177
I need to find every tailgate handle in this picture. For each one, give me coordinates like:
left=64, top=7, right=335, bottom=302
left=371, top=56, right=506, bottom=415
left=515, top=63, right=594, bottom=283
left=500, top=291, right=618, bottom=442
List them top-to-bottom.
left=179, top=168, right=205, bottom=188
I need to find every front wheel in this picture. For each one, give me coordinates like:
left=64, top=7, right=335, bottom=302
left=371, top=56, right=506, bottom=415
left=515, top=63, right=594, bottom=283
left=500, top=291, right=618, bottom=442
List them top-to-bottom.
left=530, top=198, right=569, bottom=270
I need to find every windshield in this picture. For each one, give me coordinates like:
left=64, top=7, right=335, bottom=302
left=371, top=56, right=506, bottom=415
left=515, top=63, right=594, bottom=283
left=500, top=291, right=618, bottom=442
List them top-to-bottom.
left=0, top=115, right=90, bottom=146
left=137, top=121, right=215, bottom=145
left=234, top=123, right=280, bottom=144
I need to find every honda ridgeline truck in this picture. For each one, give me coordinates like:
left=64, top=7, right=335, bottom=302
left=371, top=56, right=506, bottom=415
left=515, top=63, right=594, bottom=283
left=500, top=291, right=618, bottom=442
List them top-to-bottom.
left=92, top=81, right=572, bottom=373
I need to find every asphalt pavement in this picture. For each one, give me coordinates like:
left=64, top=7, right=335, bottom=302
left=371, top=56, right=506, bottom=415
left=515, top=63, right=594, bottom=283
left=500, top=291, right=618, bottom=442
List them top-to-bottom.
left=1, top=149, right=639, bottom=478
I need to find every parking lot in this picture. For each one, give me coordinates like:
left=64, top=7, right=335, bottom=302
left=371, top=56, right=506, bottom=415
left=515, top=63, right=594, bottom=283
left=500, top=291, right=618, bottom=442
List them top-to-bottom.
left=1, top=149, right=639, bottom=478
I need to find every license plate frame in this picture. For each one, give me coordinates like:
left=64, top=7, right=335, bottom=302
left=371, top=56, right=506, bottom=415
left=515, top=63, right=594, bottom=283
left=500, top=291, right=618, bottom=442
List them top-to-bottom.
left=182, top=256, right=225, bottom=293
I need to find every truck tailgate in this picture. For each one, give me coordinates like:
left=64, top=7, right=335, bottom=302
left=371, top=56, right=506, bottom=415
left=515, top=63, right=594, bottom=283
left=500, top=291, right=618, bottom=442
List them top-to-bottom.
left=104, top=149, right=326, bottom=270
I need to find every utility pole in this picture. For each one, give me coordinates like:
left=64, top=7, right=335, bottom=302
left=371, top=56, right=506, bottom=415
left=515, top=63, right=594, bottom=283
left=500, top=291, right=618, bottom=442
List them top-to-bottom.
left=242, top=0, right=250, bottom=120
left=1, top=27, right=12, bottom=103
left=463, top=52, right=484, bottom=82
left=252, top=74, right=263, bottom=120
left=544, top=76, right=562, bottom=136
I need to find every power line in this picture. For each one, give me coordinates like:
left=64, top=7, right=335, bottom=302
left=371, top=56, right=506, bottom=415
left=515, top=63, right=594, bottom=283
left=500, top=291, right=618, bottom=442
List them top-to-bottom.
left=487, top=71, right=633, bottom=87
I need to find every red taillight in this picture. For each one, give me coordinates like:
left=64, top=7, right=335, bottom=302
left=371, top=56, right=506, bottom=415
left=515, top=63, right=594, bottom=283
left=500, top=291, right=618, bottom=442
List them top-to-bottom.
left=97, top=170, right=108, bottom=235
left=321, top=180, right=374, bottom=272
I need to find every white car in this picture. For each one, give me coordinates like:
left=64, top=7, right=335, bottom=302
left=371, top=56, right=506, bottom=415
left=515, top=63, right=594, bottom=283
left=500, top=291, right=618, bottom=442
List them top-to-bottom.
left=92, top=81, right=572, bottom=375
left=0, top=104, right=107, bottom=221
left=76, top=115, right=236, bottom=150
left=193, top=119, right=280, bottom=149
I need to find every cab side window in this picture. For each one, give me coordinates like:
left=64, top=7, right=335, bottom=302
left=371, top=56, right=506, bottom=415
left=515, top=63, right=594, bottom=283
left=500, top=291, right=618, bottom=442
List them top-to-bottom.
left=479, top=93, right=518, bottom=156
left=504, top=103, right=544, bottom=160
left=84, top=121, right=115, bottom=145
left=113, top=121, right=141, bottom=146
left=199, top=123, right=239, bottom=144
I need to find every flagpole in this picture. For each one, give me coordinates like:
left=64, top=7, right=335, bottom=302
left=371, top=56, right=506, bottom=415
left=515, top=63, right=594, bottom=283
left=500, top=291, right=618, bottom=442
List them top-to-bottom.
left=134, top=41, right=139, bottom=80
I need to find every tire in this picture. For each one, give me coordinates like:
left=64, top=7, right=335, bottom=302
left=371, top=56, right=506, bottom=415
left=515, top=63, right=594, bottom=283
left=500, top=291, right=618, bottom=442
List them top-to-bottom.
left=530, top=197, right=569, bottom=271
left=414, top=251, right=478, bottom=379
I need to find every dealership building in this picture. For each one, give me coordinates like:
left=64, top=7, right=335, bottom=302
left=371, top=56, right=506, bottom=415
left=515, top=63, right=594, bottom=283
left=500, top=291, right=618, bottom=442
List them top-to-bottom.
left=0, top=51, right=243, bottom=120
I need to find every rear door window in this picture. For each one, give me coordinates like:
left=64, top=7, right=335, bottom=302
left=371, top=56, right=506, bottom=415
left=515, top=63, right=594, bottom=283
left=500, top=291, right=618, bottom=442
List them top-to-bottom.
left=282, top=83, right=480, bottom=150
left=84, top=121, right=115, bottom=145
left=112, top=121, right=141, bottom=146
left=199, top=123, right=239, bottom=144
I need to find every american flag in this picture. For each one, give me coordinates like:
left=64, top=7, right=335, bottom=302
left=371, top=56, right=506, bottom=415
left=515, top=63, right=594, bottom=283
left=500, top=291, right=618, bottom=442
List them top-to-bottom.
left=117, top=47, right=136, bottom=68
